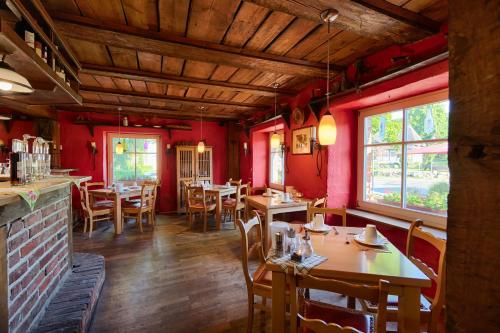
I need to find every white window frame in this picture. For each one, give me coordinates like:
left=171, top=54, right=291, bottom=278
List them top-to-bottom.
left=357, top=89, right=449, bottom=230
left=269, top=131, right=285, bottom=190
left=107, top=133, right=161, bottom=183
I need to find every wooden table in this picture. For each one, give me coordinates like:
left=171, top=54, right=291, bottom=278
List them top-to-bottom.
left=203, top=184, right=237, bottom=230
left=89, top=187, right=142, bottom=235
left=245, top=195, right=311, bottom=251
left=268, top=227, right=431, bottom=333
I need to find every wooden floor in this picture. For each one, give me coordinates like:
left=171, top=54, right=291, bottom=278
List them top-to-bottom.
left=74, top=214, right=345, bottom=333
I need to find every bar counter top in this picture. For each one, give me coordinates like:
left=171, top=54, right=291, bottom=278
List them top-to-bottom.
left=0, top=175, right=91, bottom=208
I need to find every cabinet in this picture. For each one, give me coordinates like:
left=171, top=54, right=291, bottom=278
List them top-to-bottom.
left=176, top=146, right=213, bottom=212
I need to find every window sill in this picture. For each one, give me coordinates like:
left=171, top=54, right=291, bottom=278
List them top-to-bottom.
left=346, top=208, right=447, bottom=240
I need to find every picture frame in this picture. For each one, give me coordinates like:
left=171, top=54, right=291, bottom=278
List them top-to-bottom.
left=292, top=126, right=314, bottom=155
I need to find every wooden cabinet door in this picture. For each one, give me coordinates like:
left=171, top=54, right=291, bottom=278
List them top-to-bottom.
left=195, top=148, right=213, bottom=185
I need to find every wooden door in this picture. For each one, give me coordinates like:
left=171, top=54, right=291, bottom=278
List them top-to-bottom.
left=176, top=146, right=213, bottom=212
left=176, top=146, right=195, bottom=212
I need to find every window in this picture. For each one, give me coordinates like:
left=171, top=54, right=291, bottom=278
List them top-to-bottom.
left=357, top=90, right=449, bottom=228
left=269, top=132, right=285, bottom=188
left=107, top=133, right=160, bottom=182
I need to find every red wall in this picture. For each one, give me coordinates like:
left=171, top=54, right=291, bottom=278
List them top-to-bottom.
left=57, top=111, right=227, bottom=213
left=0, top=112, right=35, bottom=163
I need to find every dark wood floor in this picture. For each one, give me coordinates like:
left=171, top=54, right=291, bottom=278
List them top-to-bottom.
left=74, top=214, right=345, bottom=333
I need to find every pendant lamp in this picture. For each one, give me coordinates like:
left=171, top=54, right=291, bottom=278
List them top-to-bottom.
left=317, top=9, right=339, bottom=146
left=0, top=56, right=33, bottom=93
left=270, top=82, right=281, bottom=149
left=197, top=106, right=205, bottom=153
left=115, top=107, right=123, bottom=154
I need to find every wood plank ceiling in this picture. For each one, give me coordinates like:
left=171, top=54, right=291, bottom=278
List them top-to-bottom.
left=43, top=0, right=448, bottom=120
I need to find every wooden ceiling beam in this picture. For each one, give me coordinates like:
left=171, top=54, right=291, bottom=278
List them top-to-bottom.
left=243, top=0, right=438, bottom=43
left=54, top=13, right=341, bottom=78
left=80, top=63, right=297, bottom=97
left=80, top=86, right=268, bottom=111
left=63, top=103, right=239, bottom=121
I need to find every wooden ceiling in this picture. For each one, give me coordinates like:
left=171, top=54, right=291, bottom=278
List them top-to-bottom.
left=42, top=0, right=448, bottom=120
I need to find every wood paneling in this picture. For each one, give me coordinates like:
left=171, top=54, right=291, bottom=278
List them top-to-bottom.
left=122, top=0, right=158, bottom=30
left=158, top=0, right=190, bottom=35
left=223, top=2, right=270, bottom=47
left=244, top=11, right=295, bottom=51
left=265, top=18, right=318, bottom=56
left=108, top=46, right=138, bottom=69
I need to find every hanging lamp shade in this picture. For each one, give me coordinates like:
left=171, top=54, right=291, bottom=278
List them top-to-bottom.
left=0, top=61, right=33, bottom=93
left=318, top=112, right=337, bottom=145
left=270, top=132, right=281, bottom=149
left=197, top=140, right=205, bottom=153
left=115, top=141, right=124, bottom=154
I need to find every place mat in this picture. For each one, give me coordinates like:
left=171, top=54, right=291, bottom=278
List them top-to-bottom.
left=0, top=187, right=40, bottom=211
left=266, top=249, right=327, bottom=275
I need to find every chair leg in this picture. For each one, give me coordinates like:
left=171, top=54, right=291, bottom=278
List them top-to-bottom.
left=233, top=209, right=237, bottom=229
left=188, top=211, right=193, bottom=228
left=203, top=212, right=207, bottom=232
left=137, top=213, right=143, bottom=232
left=88, top=215, right=94, bottom=238
left=83, top=216, right=88, bottom=233
left=247, top=294, right=254, bottom=333
left=261, top=297, right=267, bottom=313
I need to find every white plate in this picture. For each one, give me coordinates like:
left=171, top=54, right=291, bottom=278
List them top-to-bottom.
left=262, top=193, right=274, bottom=197
left=304, top=222, right=332, bottom=233
left=354, top=233, right=387, bottom=247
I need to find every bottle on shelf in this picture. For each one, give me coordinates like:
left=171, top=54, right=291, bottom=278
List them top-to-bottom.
left=15, top=19, right=35, bottom=49
left=34, top=35, right=43, bottom=58
left=10, top=139, right=27, bottom=186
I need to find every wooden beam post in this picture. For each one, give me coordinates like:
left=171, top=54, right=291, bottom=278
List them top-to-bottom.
left=448, top=1, right=500, bottom=332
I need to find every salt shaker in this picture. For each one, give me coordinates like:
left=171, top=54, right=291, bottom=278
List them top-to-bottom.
left=302, top=231, right=313, bottom=258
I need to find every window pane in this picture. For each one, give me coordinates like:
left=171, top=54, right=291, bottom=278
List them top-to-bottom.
left=406, top=100, right=449, bottom=141
left=364, top=110, right=403, bottom=144
left=112, top=137, right=136, bottom=153
left=136, top=138, right=157, bottom=153
left=405, top=142, right=449, bottom=215
left=364, top=145, right=402, bottom=207
left=270, top=152, right=284, bottom=185
left=113, top=153, right=136, bottom=181
left=136, top=154, right=157, bottom=180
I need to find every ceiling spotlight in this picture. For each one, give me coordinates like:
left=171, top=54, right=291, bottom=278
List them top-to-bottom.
left=0, top=56, right=34, bottom=93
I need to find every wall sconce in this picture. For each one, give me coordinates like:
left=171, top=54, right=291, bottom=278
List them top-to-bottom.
left=310, top=127, right=326, bottom=177
left=89, top=141, right=97, bottom=171
left=243, top=142, right=249, bottom=156
left=166, top=143, right=172, bottom=155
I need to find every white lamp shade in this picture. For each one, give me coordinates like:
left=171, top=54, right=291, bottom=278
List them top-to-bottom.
left=0, top=66, right=33, bottom=93
left=318, top=113, right=337, bottom=145
left=270, top=132, right=281, bottom=149
left=197, top=140, right=205, bottom=153
left=115, top=141, right=124, bottom=154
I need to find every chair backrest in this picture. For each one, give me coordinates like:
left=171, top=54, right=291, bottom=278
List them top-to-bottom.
left=229, top=178, right=242, bottom=186
left=143, top=180, right=159, bottom=207
left=84, top=181, right=106, bottom=189
left=240, top=182, right=251, bottom=200
left=139, top=184, right=156, bottom=208
left=186, top=185, right=207, bottom=209
left=79, top=186, right=90, bottom=215
left=307, top=206, right=347, bottom=227
left=235, top=212, right=265, bottom=294
left=406, top=219, right=446, bottom=327
left=290, top=272, right=393, bottom=333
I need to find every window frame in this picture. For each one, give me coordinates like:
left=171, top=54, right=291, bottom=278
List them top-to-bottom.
left=357, top=89, right=449, bottom=229
left=269, top=131, right=285, bottom=190
left=106, top=132, right=161, bottom=183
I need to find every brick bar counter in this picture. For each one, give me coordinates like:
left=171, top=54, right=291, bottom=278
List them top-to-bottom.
left=0, top=177, right=90, bottom=333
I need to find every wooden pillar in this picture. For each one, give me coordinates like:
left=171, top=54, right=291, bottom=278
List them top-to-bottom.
left=448, top=1, right=500, bottom=332
left=226, top=122, right=241, bottom=181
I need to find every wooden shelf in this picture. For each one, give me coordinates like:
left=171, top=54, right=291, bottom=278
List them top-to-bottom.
left=0, top=18, right=82, bottom=106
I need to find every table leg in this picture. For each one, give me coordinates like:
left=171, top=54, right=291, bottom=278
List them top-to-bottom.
left=114, top=192, right=122, bottom=235
left=215, top=192, right=222, bottom=230
left=264, top=210, right=273, bottom=252
left=271, top=270, right=287, bottom=333
left=398, top=286, right=422, bottom=333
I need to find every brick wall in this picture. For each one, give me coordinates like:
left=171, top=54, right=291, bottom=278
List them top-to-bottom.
left=5, top=196, right=70, bottom=333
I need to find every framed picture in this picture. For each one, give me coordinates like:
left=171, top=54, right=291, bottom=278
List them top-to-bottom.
left=292, top=126, right=314, bottom=155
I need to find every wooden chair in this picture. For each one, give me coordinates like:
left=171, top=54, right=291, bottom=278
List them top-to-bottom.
left=229, top=178, right=242, bottom=186
left=127, top=180, right=159, bottom=225
left=83, top=181, right=113, bottom=207
left=222, top=183, right=247, bottom=228
left=122, top=184, right=155, bottom=232
left=186, top=185, right=216, bottom=232
left=79, top=186, right=114, bottom=238
left=289, top=196, right=327, bottom=225
left=307, top=205, right=347, bottom=227
left=236, top=212, right=290, bottom=333
left=361, top=219, right=446, bottom=333
left=290, top=271, right=393, bottom=333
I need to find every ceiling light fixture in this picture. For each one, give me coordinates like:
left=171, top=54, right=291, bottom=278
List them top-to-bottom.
left=317, top=9, right=338, bottom=146
left=0, top=55, right=33, bottom=93
left=270, top=81, right=281, bottom=149
left=197, top=106, right=205, bottom=153
left=115, top=107, right=124, bottom=154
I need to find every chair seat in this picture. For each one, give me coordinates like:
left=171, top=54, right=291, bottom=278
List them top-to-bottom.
left=223, top=198, right=237, bottom=205
left=94, top=200, right=114, bottom=207
left=189, top=203, right=216, bottom=211
left=90, top=205, right=113, bottom=212
left=253, top=265, right=273, bottom=287
left=366, top=294, right=431, bottom=312
left=303, top=299, right=375, bottom=333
